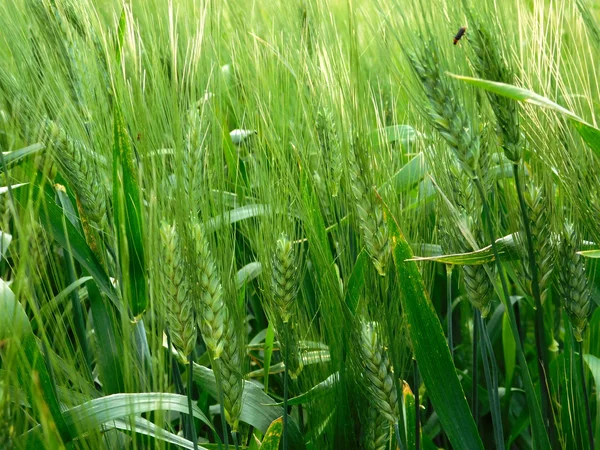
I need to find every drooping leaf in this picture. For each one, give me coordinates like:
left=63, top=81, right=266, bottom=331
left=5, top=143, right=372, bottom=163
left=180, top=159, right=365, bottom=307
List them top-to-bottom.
left=448, top=73, right=600, bottom=159
left=113, top=105, right=147, bottom=317
left=377, top=124, right=421, bottom=145
left=409, top=233, right=521, bottom=265
left=236, top=261, right=262, bottom=289
left=192, top=364, right=305, bottom=449
left=265, top=372, right=338, bottom=406
left=20, top=393, right=213, bottom=448
left=109, top=416, right=209, bottom=450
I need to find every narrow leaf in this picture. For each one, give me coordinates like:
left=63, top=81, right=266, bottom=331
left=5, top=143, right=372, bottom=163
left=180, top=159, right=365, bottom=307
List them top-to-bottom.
left=448, top=73, right=600, bottom=158
left=113, top=106, right=147, bottom=317
left=2, top=143, right=44, bottom=166
left=381, top=153, right=426, bottom=195
left=13, top=185, right=119, bottom=307
left=387, top=211, right=483, bottom=449
left=409, top=233, right=521, bottom=265
left=578, top=249, right=600, bottom=258
left=344, top=250, right=368, bottom=315
left=0, top=280, right=70, bottom=443
left=21, top=393, right=213, bottom=446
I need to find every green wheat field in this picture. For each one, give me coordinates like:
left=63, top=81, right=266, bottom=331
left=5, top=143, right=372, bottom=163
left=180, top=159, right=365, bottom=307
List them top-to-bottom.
left=2, top=0, right=600, bottom=448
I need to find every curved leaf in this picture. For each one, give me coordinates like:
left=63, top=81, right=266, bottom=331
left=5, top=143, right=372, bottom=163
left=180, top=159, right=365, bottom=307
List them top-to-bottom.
left=448, top=73, right=600, bottom=159
left=381, top=152, right=426, bottom=194
left=206, top=204, right=271, bottom=232
left=409, top=233, right=521, bottom=265
left=236, top=261, right=262, bottom=289
left=192, top=364, right=305, bottom=449
left=264, top=372, right=338, bottom=406
left=20, top=393, right=213, bottom=447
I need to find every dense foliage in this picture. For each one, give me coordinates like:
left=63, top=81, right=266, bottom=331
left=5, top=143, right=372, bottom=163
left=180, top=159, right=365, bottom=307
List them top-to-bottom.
left=1, top=0, right=600, bottom=449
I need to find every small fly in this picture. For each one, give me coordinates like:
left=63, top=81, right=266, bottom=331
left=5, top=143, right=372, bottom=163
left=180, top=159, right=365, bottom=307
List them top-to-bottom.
left=453, top=26, right=467, bottom=45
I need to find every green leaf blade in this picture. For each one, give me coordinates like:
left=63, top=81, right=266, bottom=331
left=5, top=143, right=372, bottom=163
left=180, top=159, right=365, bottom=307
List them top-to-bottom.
left=113, top=106, right=147, bottom=317
left=388, top=218, right=483, bottom=450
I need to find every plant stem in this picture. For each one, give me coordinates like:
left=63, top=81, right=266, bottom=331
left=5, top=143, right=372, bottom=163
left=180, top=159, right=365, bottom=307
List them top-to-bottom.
left=512, top=164, right=553, bottom=443
left=473, top=177, right=550, bottom=449
left=446, top=265, right=454, bottom=360
left=472, top=308, right=479, bottom=428
left=477, top=310, right=504, bottom=450
left=283, top=322, right=290, bottom=450
left=166, top=328, right=191, bottom=438
left=578, top=340, right=595, bottom=450
left=188, top=352, right=199, bottom=450
left=413, top=359, right=420, bottom=450
left=213, top=363, right=230, bottom=450
left=394, top=422, right=405, bottom=450
left=232, top=431, right=240, bottom=450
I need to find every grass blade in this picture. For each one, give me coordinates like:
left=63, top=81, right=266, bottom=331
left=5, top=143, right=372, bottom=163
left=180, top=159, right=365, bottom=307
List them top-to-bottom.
left=448, top=73, right=600, bottom=158
left=112, top=106, right=147, bottom=317
left=385, top=209, right=483, bottom=449
left=0, top=279, right=70, bottom=444
left=20, top=392, right=214, bottom=446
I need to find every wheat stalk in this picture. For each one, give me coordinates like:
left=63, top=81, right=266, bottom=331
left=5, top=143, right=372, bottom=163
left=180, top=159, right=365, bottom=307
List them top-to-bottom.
left=469, top=25, right=520, bottom=162
left=406, top=44, right=480, bottom=173
left=182, top=107, right=207, bottom=209
left=315, top=107, right=342, bottom=198
left=42, top=120, right=107, bottom=229
left=348, top=143, right=390, bottom=276
left=522, top=182, right=555, bottom=305
left=189, top=221, right=243, bottom=431
left=158, top=222, right=196, bottom=358
left=556, top=223, right=591, bottom=342
left=358, top=321, right=398, bottom=425
left=363, top=405, right=389, bottom=450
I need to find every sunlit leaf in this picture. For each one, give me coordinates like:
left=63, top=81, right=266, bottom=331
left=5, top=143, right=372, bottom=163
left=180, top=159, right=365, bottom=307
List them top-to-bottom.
left=448, top=73, right=600, bottom=159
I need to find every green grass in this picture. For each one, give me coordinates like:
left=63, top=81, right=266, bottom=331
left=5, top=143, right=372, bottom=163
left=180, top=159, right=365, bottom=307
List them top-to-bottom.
left=1, top=0, right=600, bottom=448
